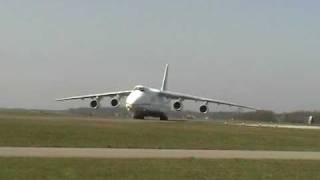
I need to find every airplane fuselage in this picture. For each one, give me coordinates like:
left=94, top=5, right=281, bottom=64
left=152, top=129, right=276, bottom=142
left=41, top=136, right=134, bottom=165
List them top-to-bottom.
left=125, top=86, right=171, bottom=119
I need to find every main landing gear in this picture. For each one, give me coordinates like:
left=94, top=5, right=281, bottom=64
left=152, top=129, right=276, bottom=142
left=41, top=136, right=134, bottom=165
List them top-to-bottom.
left=133, top=112, right=168, bottom=121
left=133, top=113, right=145, bottom=120
left=160, top=114, right=168, bottom=121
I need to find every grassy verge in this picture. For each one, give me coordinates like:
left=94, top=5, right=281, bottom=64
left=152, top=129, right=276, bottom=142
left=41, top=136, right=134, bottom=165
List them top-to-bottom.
left=0, top=114, right=320, bottom=151
left=0, top=158, right=319, bottom=180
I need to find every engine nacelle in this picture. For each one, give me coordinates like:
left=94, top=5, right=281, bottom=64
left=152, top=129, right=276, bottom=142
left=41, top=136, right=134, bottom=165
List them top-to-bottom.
left=110, top=98, right=120, bottom=107
left=90, top=99, right=100, bottom=109
left=173, top=100, right=183, bottom=111
left=200, top=104, right=209, bottom=114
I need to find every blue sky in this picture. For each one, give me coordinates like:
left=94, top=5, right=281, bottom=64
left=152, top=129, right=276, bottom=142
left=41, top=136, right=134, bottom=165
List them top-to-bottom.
left=0, top=0, right=319, bottom=112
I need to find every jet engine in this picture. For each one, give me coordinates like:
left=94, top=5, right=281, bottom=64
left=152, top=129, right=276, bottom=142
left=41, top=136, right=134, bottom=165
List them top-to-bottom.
left=110, top=98, right=120, bottom=107
left=90, top=99, right=100, bottom=109
left=173, top=100, right=183, bottom=111
left=199, top=104, right=209, bottom=114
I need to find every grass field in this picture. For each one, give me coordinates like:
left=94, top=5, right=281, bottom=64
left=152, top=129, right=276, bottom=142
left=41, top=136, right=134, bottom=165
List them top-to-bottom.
left=0, top=113, right=320, bottom=151
left=0, top=158, right=319, bottom=180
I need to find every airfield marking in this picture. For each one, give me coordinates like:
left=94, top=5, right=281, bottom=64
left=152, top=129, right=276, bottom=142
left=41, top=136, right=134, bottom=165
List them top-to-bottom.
left=230, top=123, right=320, bottom=130
left=0, top=147, right=320, bottom=160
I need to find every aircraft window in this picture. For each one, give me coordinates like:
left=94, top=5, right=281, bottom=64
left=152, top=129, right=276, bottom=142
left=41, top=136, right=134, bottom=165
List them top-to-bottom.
left=134, top=87, right=145, bottom=92
left=139, top=87, right=145, bottom=92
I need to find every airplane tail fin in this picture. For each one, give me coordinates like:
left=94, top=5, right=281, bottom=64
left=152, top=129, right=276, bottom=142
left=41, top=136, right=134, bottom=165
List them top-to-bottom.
left=161, top=64, right=169, bottom=91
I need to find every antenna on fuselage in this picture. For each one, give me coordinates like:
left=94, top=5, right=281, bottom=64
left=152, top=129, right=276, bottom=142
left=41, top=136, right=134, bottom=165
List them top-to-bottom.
left=161, top=64, right=169, bottom=91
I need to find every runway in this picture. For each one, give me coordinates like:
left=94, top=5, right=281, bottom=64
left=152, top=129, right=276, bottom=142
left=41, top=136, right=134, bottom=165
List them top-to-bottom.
left=237, top=123, right=320, bottom=130
left=0, top=147, right=320, bottom=160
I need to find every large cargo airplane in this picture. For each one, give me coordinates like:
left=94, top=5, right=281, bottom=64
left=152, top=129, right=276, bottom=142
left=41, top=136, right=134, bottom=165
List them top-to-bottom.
left=57, top=64, right=257, bottom=120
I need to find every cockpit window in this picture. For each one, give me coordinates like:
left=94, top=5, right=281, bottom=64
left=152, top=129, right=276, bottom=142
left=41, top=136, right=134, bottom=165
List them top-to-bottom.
left=134, top=86, right=145, bottom=92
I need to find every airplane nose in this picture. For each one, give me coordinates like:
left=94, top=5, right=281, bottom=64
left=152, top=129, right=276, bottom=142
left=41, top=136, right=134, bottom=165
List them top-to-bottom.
left=126, top=91, right=144, bottom=111
left=126, top=94, right=139, bottom=106
left=126, top=103, right=133, bottom=111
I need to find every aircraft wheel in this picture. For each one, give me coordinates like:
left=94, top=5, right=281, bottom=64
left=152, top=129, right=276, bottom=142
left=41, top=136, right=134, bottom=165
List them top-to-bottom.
left=133, top=113, right=144, bottom=120
left=160, top=115, right=168, bottom=121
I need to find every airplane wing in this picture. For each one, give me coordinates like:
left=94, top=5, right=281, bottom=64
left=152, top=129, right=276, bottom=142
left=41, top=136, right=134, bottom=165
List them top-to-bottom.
left=56, top=90, right=132, bottom=101
left=159, top=91, right=258, bottom=110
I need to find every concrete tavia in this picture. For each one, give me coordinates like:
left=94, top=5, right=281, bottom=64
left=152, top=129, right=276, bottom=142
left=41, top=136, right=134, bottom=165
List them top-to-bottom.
left=231, top=123, right=320, bottom=130
left=0, top=147, right=320, bottom=160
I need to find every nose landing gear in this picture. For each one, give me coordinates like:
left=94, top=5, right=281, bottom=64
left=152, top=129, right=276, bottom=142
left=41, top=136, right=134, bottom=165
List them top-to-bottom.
left=133, top=112, right=168, bottom=121
left=133, top=113, right=145, bottom=120
left=160, top=115, right=168, bottom=121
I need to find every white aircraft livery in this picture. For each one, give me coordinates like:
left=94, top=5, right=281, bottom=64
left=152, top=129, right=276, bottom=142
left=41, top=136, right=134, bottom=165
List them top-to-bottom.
left=57, top=64, right=257, bottom=120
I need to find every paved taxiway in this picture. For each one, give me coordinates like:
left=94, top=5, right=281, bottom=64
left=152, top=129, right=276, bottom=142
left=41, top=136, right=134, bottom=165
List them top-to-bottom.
left=231, top=123, right=320, bottom=130
left=0, top=147, right=320, bottom=160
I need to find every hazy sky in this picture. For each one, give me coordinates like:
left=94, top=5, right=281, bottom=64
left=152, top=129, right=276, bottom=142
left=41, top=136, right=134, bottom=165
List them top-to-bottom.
left=0, top=0, right=319, bottom=112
